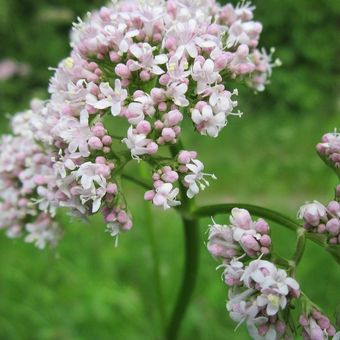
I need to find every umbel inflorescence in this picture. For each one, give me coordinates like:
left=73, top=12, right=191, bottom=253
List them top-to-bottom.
left=0, top=0, right=278, bottom=248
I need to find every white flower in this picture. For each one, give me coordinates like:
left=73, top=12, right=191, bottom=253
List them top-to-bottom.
left=168, top=20, right=199, bottom=59
left=227, top=20, right=262, bottom=48
left=103, top=23, right=138, bottom=54
left=129, top=43, right=167, bottom=75
left=166, top=56, right=190, bottom=83
left=191, top=59, right=220, bottom=94
left=86, top=80, right=127, bottom=116
left=166, top=82, right=189, bottom=107
left=208, top=86, right=238, bottom=114
left=128, top=94, right=155, bottom=125
left=191, top=105, right=226, bottom=137
left=57, top=109, right=92, bottom=157
left=122, top=126, right=151, bottom=160
left=184, top=159, right=216, bottom=198
left=74, top=162, right=106, bottom=190
left=71, top=183, right=106, bottom=213
left=153, top=183, right=180, bottom=210
left=241, top=259, right=277, bottom=288
left=227, top=289, right=267, bottom=329
left=256, top=293, right=287, bottom=316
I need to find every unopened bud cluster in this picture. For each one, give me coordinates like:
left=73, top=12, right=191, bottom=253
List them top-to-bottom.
left=317, top=130, right=340, bottom=175
left=298, top=200, right=340, bottom=244
left=299, top=308, right=336, bottom=340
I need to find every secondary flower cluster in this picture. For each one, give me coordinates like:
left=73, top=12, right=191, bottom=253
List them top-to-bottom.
left=0, top=130, right=61, bottom=249
left=317, top=130, right=340, bottom=176
left=298, top=200, right=340, bottom=244
left=207, top=208, right=301, bottom=339
left=207, top=208, right=272, bottom=259
left=299, top=308, right=337, bottom=340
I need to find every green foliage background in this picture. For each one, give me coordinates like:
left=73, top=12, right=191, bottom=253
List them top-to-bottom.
left=0, top=0, right=339, bottom=339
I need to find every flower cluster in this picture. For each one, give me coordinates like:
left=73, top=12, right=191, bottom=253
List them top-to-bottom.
left=0, top=0, right=277, bottom=247
left=0, top=129, right=61, bottom=249
left=317, top=130, right=340, bottom=175
left=144, top=150, right=217, bottom=208
left=297, top=200, right=340, bottom=244
left=207, top=208, right=300, bottom=339
left=207, top=208, right=272, bottom=259
left=226, top=259, right=299, bottom=339
left=299, top=309, right=337, bottom=340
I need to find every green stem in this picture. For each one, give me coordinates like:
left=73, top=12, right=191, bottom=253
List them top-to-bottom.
left=165, top=142, right=200, bottom=340
left=138, top=163, right=166, bottom=331
left=122, top=173, right=152, bottom=190
left=143, top=196, right=167, bottom=331
left=193, top=203, right=300, bottom=232
left=165, top=215, right=200, bottom=340
left=292, top=228, right=306, bottom=267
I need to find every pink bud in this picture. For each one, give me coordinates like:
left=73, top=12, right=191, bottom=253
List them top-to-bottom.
left=165, top=37, right=177, bottom=50
left=109, top=51, right=120, bottom=62
left=115, top=63, right=131, bottom=78
left=140, top=70, right=151, bottom=81
left=159, top=74, right=170, bottom=85
left=151, top=88, right=165, bottom=102
left=157, top=102, right=167, bottom=112
left=166, top=109, right=183, bottom=126
left=136, top=120, right=151, bottom=135
left=154, top=120, right=164, bottom=130
left=92, top=124, right=106, bottom=137
left=162, top=128, right=176, bottom=142
left=102, top=135, right=112, bottom=146
left=88, top=136, right=103, bottom=150
left=147, top=142, right=158, bottom=154
left=178, top=151, right=192, bottom=164
left=162, top=170, right=179, bottom=183
left=106, top=183, right=117, bottom=195
left=144, top=190, right=155, bottom=201
left=327, top=201, right=340, bottom=214
left=230, top=208, right=252, bottom=229
left=117, top=211, right=128, bottom=224
left=105, top=213, right=116, bottom=222
left=325, top=218, right=340, bottom=235
left=255, top=219, right=269, bottom=234
left=123, top=220, right=133, bottom=231
left=317, top=224, right=326, bottom=233
left=241, top=234, right=260, bottom=252
left=260, top=234, right=271, bottom=247
left=299, top=315, right=309, bottom=327
left=317, top=316, right=330, bottom=330
left=275, top=321, right=286, bottom=334
left=327, top=325, right=336, bottom=336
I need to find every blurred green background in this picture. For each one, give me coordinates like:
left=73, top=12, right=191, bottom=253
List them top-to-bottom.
left=0, top=0, right=339, bottom=339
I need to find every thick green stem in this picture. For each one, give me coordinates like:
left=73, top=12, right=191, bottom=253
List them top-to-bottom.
left=165, top=216, right=200, bottom=340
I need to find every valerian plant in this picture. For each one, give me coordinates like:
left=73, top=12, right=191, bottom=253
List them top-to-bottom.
left=0, top=0, right=338, bottom=339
